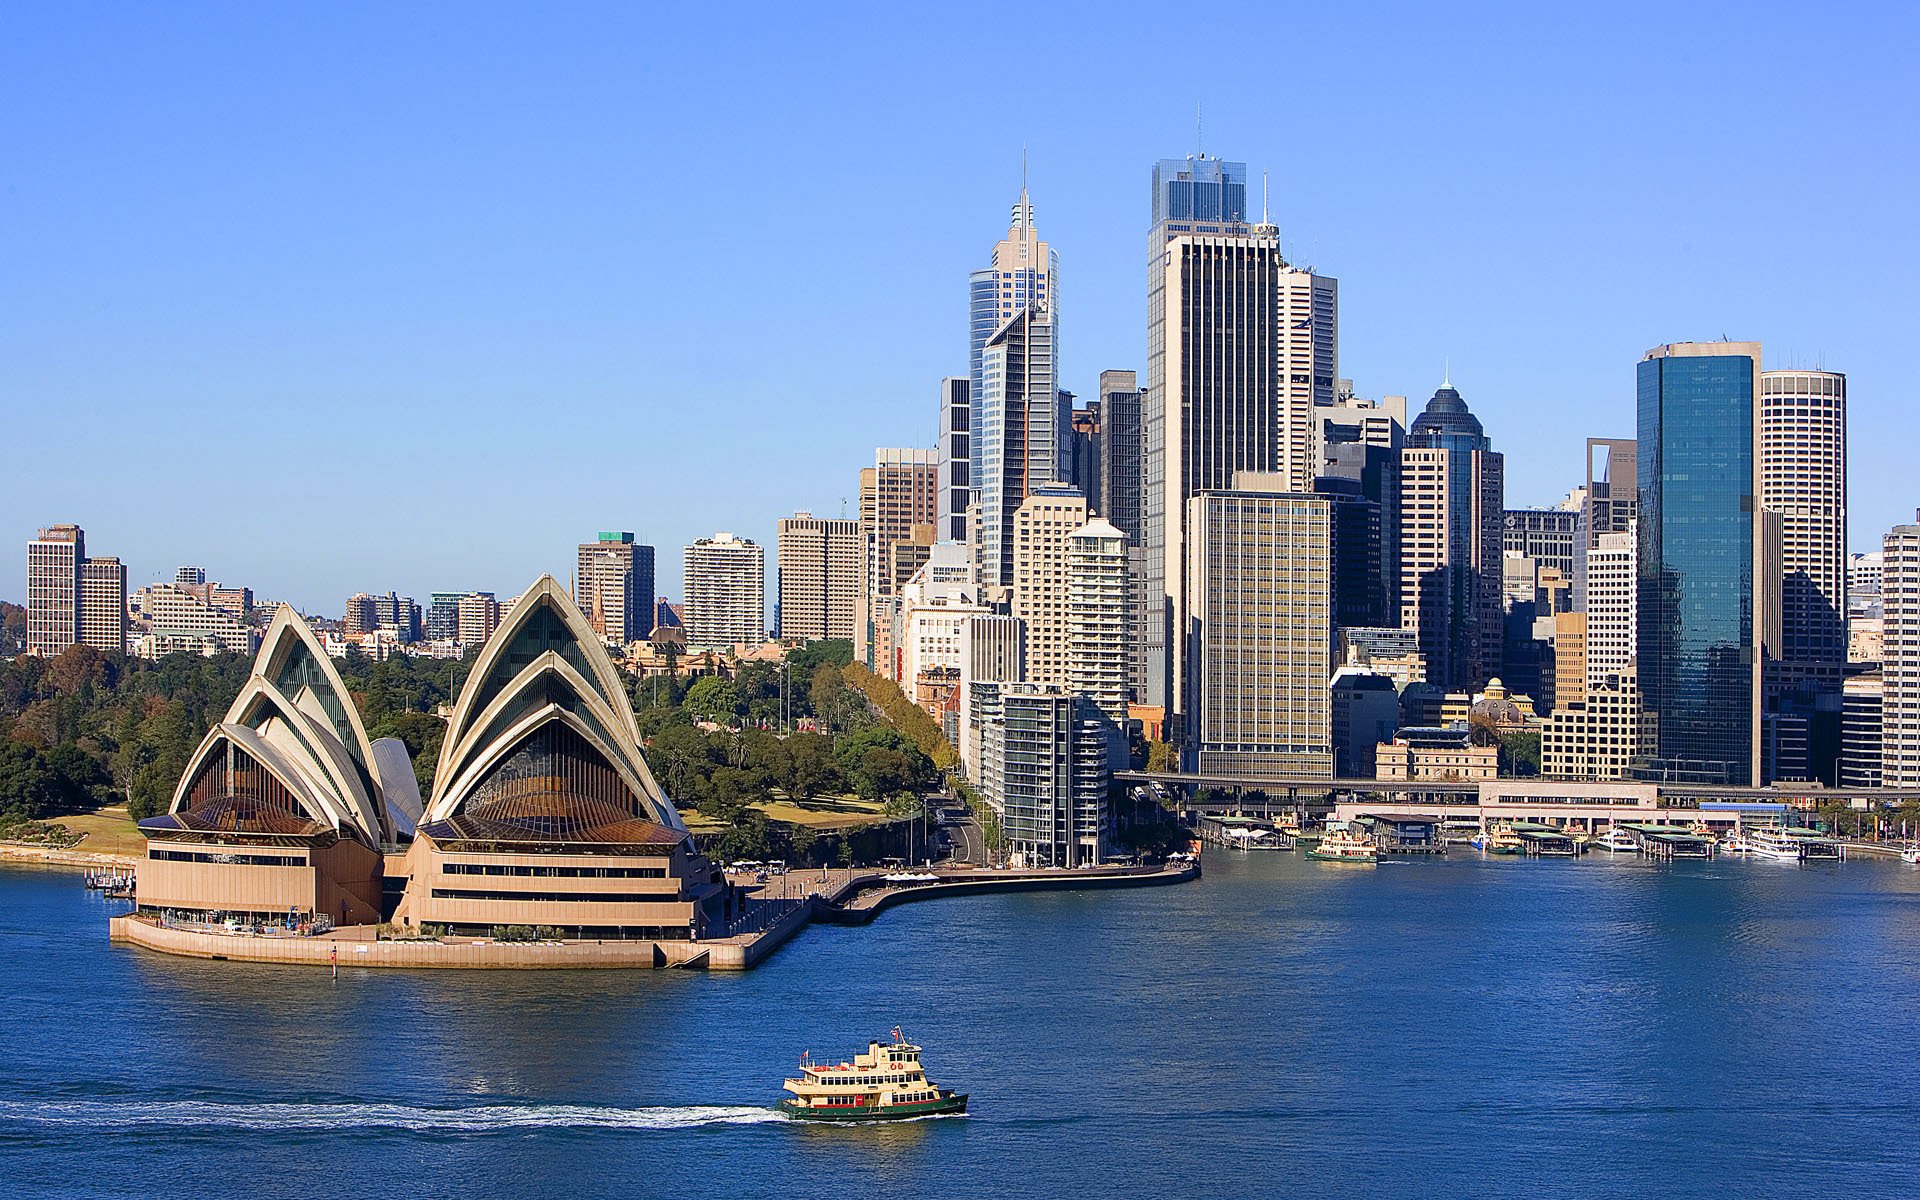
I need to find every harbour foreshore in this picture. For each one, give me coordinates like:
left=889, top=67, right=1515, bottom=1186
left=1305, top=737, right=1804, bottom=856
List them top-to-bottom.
left=0, top=842, right=142, bottom=871
left=106, top=860, right=1199, bottom=971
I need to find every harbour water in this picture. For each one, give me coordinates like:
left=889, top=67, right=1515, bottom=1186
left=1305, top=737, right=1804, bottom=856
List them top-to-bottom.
left=5, top=851, right=1920, bottom=1199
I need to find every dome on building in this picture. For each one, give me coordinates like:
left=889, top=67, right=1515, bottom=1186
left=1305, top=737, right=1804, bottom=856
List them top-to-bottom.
left=1409, top=382, right=1485, bottom=443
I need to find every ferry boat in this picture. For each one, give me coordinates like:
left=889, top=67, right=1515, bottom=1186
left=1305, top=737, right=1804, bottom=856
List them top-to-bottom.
left=1473, top=827, right=1523, bottom=855
left=1746, top=827, right=1804, bottom=862
left=1305, top=829, right=1376, bottom=863
left=1591, top=829, right=1640, bottom=854
left=1901, top=844, right=1920, bottom=865
left=778, top=1030, right=968, bottom=1122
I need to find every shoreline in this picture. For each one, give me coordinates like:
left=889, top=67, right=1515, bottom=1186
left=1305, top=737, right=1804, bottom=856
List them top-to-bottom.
left=0, top=842, right=141, bottom=872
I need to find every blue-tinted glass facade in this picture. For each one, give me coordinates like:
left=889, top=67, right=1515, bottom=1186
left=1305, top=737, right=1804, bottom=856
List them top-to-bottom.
left=1151, top=157, right=1247, bottom=226
left=1636, top=351, right=1758, bottom=785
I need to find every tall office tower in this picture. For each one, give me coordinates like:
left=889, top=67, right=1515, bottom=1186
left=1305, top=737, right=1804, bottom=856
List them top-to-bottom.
left=1142, top=153, right=1337, bottom=718
left=968, top=187, right=1058, bottom=423
left=975, top=304, right=1063, bottom=587
left=1637, top=342, right=1771, bottom=786
left=1760, top=369, right=1848, bottom=706
left=1094, top=371, right=1143, bottom=538
left=936, top=377, right=971, bottom=542
left=1398, top=383, right=1505, bottom=691
left=1318, top=398, right=1405, bottom=628
left=1069, top=403, right=1101, bottom=513
left=1572, top=437, right=1637, bottom=608
left=856, top=448, right=939, bottom=666
left=1317, top=478, right=1389, bottom=631
left=1184, top=480, right=1334, bottom=779
left=1009, top=487, right=1089, bottom=686
left=1503, top=508, right=1579, bottom=579
left=776, top=512, right=861, bottom=641
left=1881, top=514, right=1920, bottom=786
left=1065, top=517, right=1132, bottom=728
left=26, top=525, right=84, bottom=657
left=1584, top=528, right=1637, bottom=689
left=575, top=532, right=655, bottom=645
left=684, top=532, right=766, bottom=649
left=79, top=557, right=126, bottom=654
left=175, top=565, right=206, bottom=587
left=426, top=592, right=464, bottom=641
left=456, top=592, right=500, bottom=644
left=344, top=593, right=378, bottom=634
left=372, top=594, right=422, bottom=642
left=958, top=614, right=1027, bottom=781
left=1842, top=668, right=1884, bottom=788
left=976, top=683, right=1110, bottom=868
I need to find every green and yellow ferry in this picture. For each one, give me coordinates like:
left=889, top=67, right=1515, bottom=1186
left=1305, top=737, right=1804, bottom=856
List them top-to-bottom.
left=778, top=1029, right=968, bottom=1121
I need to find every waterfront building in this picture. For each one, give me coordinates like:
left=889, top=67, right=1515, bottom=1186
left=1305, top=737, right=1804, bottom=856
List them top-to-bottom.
left=1143, top=152, right=1337, bottom=719
left=975, top=303, right=1064, bottom=588
left=1636, top=342, right=1771, bottom=786
left=936, top=377, right=971, bottom=543
left=1399, top=382, right=1504, bottom=691
left=857, top=448, right=939, bottom=667
left=1184, top=480, right=1333, bottom=779
left=1009, top=488, right=1090, bottom=688
left=1503, top=507, right=1579, bottom=579
left=776, top=513, right=861, bottom=642
left=1882, top=513, right=1920, bottom=786
left=1065, top=517, right=1132, bottom=727
left=27, top=524, right=124, bottom=656
left=576, top=532, right=656, bottom=645
left=684, top=533, right=765, bottom=650
left=392, top=578, right=721, bottom=938
left=131, top=584, right=258, bottom=658
left=457, top=592, right=500, bottom=645
left=135, top=607, right=415, bottom=926
left=958, top=614, right=1026, bottom=782
left=1330, top=667, right=1400, bottom=777
left=1842, top=668, right=1883, bottom=788
left=1541, top=675, right=1652, bottom=780
left=975, top=683, right=1110, bottom=868
left=1374, top=727, right=1498, bottom=781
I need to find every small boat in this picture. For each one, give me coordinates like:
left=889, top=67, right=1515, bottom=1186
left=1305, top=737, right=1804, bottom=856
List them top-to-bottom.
left=1746, top=827, right=1803, bottom=862
left=1591, top=829, right=1639, bottom=854
left=1306, top=830, right=1376, bottom=863
left=1720, top=833, right=1753, bottom=855
left=1901, top=845, right=1920, bottom=865
left=778, top=1029, right=968, bottom=1122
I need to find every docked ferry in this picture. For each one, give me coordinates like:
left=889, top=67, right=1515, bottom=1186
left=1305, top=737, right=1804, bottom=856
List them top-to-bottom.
left=1306, top=829, right=1376, bottom=863
left=778, top=1030, right=968, bottom=1121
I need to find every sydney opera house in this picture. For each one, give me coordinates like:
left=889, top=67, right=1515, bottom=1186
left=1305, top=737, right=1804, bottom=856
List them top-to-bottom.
left=134, top=577, right=725, bottom=941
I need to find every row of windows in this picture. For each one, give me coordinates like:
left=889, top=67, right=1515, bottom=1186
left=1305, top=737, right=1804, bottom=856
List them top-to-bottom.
left=149, top=848, right=305, bottom=867
left=443, top=863, right=665, bottom=878
left=430, top=889, right=676, bottom=904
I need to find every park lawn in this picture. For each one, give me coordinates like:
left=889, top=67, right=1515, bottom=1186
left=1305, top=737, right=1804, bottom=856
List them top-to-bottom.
left=681, top=793, right=891, bottom=834
left=56, top=805, right=148, bottom=857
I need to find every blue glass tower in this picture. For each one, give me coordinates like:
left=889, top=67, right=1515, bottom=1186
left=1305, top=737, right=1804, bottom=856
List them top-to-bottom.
left=1636, top=342, right=1766, bottom=786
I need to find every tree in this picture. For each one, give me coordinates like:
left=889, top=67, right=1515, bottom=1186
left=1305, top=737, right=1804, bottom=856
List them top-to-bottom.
left=810, top=663, right=848, bottom=728
left=683, top=676, right=741, bottom=724
left=1468, top=713, right=1501, bottom=748
left=648, top=724, right=716, bottom=803
left=1498, top=731, right=1541, bottom=777
left=782, top=732, right=838, bottom=801
left=1144, top=740, right=1175, bottom=773
left=0, top=743, right=65, bottom=820
left=850, top=747, right=924, bottom=802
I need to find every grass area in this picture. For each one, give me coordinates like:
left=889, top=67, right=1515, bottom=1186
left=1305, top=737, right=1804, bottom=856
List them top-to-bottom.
left=683, top=792, right=892, bottom=834
left=52, top=805, right=148, bottom=858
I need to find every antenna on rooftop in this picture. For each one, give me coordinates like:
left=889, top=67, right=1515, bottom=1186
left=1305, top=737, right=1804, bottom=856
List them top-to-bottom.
left=1196, top=102, right=1204, bottom=157
left=1262, top=171, right=1270, bottom=224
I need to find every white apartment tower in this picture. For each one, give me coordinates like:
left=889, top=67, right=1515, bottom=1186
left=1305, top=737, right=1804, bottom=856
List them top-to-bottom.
left=1760, top=369, right=1848, bottom=702
left=1009, top=488, right=1090, bottom=688
left=776, top=512, right=862, bottom=642
left=1881, top=513, right=1920, bottom=786
left=1065, top=517, right=1132, bottom=727
left=1584, top=528, right=1636, bottom=689
left=684, top=533, right=766, bottom=650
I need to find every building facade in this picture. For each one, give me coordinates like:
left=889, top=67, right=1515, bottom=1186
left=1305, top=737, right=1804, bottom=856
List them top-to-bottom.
left=975, top=304, right=1064, bottom=587
left=1760, top=369, right=1848, bottom=710
left=936, top=377, right=971, bottom=542
left=1399, top=384, right=1504, bottom=691
left=857, top=448, right=939, bottom=667
left=1009, top=488, right=1090, bottom=688
left=776, top=513, right=861, bottom=642
left=1882, top=514, right=1920, bottom=786
left=1065, top=517, right=1132, bottom=727
left=26, top=525, right=122, bottom=656
left=576, top=533, right=656, bottom=645
left=684, top=533, right=766, bottom=649
left=1541, top=675, right=1653, bottom=780
left=976, top=683, right=1110, bottom=868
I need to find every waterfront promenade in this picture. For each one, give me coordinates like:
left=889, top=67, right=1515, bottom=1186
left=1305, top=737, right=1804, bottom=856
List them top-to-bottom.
left=108, top=859, right=1198, bottom=971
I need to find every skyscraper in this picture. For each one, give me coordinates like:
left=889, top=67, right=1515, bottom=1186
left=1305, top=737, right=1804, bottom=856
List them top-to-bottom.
left=1142, top=153, right=1336, bottom=719
left=968, top=188, right=1057, bottom=420
left=974, top=303, right=1063, bottom=587
left=1636, top=341, right=1771, bottom=786
left=1760, top=369, right=1847, bottom=708
left=936, top=377, right=971, bottom=542
left=1398, top=383, right=1505, bottom=690
left=1572, top=437, right=1636, bottom=609
left=856, top=447, right=939, bottom=667
left=1184, top=479, right=1334, bottom=779
left=1009, top=487, right=1090, bottom=688
left=776, top=512, right=862, bottom=641
left=1880, top=513, right=1920, bottom=787
left=1065, top=517, right=1132, bottom=728
left=27, top=524, right=124, bottom=657
left=1584, top=528, right=1636, bottom=689
left=576, top=532, right=656, bottom=645
left=684, top=532, right=766, bottom=649
left=79, top=557, right=126, bottom=654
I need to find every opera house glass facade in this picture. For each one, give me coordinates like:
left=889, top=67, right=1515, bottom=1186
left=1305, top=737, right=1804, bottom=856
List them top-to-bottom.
left=1636, top=342, right=1766, bottom=786
left=136, top=579, right=723, bottom=941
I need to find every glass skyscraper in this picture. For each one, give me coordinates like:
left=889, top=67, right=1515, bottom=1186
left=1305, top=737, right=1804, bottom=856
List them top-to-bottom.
left=1636, top=342, right=1768, bottom=786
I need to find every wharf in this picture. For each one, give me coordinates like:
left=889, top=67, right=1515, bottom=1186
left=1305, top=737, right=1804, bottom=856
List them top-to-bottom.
left=109, top=860, right=1198, bottom=972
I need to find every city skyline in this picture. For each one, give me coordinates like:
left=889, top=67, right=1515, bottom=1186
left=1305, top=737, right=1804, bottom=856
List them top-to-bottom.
left=5, top=7, right=1917, bottom=610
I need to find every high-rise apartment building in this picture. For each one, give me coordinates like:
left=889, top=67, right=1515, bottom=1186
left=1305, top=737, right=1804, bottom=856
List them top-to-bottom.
left=1142, top=153, right=1336, bottom=718
left=975, top=304, right=1063, bottom=587
left=1636, top=342, right=1771, bottom=786
left=1760, top=369, right=1848, bottom=707
left=936, top=377, right=971, bottom=542
left=1398, top=384, right=1504, bottom=690
left=857, top=448, right=939, bottom=667
left=1184, top=480, right=1333, bottom=779
left=1009, top=488, right=1090, bottom=688
left=776, top=513, right=861, bottom=642
left=1881, top=514, right=1920, bottom=786
left=1065, top=517, right=1131, bottom=728
left=27, top=525, right=125, bottom=656
left=1584, top=528, right=1636, bottom=689
left=575, top=532, right=655, bottom=645
left=684, top=533, right=766, bottom=649
left=79, top=557, right=127, bottom=654
left=426, top=592, right=465, bottom=642
left=456, top=592, right=500, bottom=644
left=344, top=593, right=378, bottom=634
left=958, top=614, right=1026, bottom=782
left=976, top=683, right=1110, bottom=868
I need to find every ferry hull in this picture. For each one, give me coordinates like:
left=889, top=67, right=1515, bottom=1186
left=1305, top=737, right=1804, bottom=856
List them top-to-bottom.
left=779, top=1093, right=968, bottom=1122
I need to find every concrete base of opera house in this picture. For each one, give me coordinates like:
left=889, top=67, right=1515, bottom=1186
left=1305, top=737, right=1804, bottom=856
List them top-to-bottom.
left=108, top=861, right=1198, bottom=971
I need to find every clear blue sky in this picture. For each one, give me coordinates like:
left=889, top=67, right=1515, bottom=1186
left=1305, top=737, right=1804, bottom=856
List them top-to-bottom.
left=4, top=3, right=1915, bottom=612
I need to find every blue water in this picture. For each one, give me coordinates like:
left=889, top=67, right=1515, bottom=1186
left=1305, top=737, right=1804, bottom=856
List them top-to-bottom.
left=4, top=852, right=1920, bottom=1199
